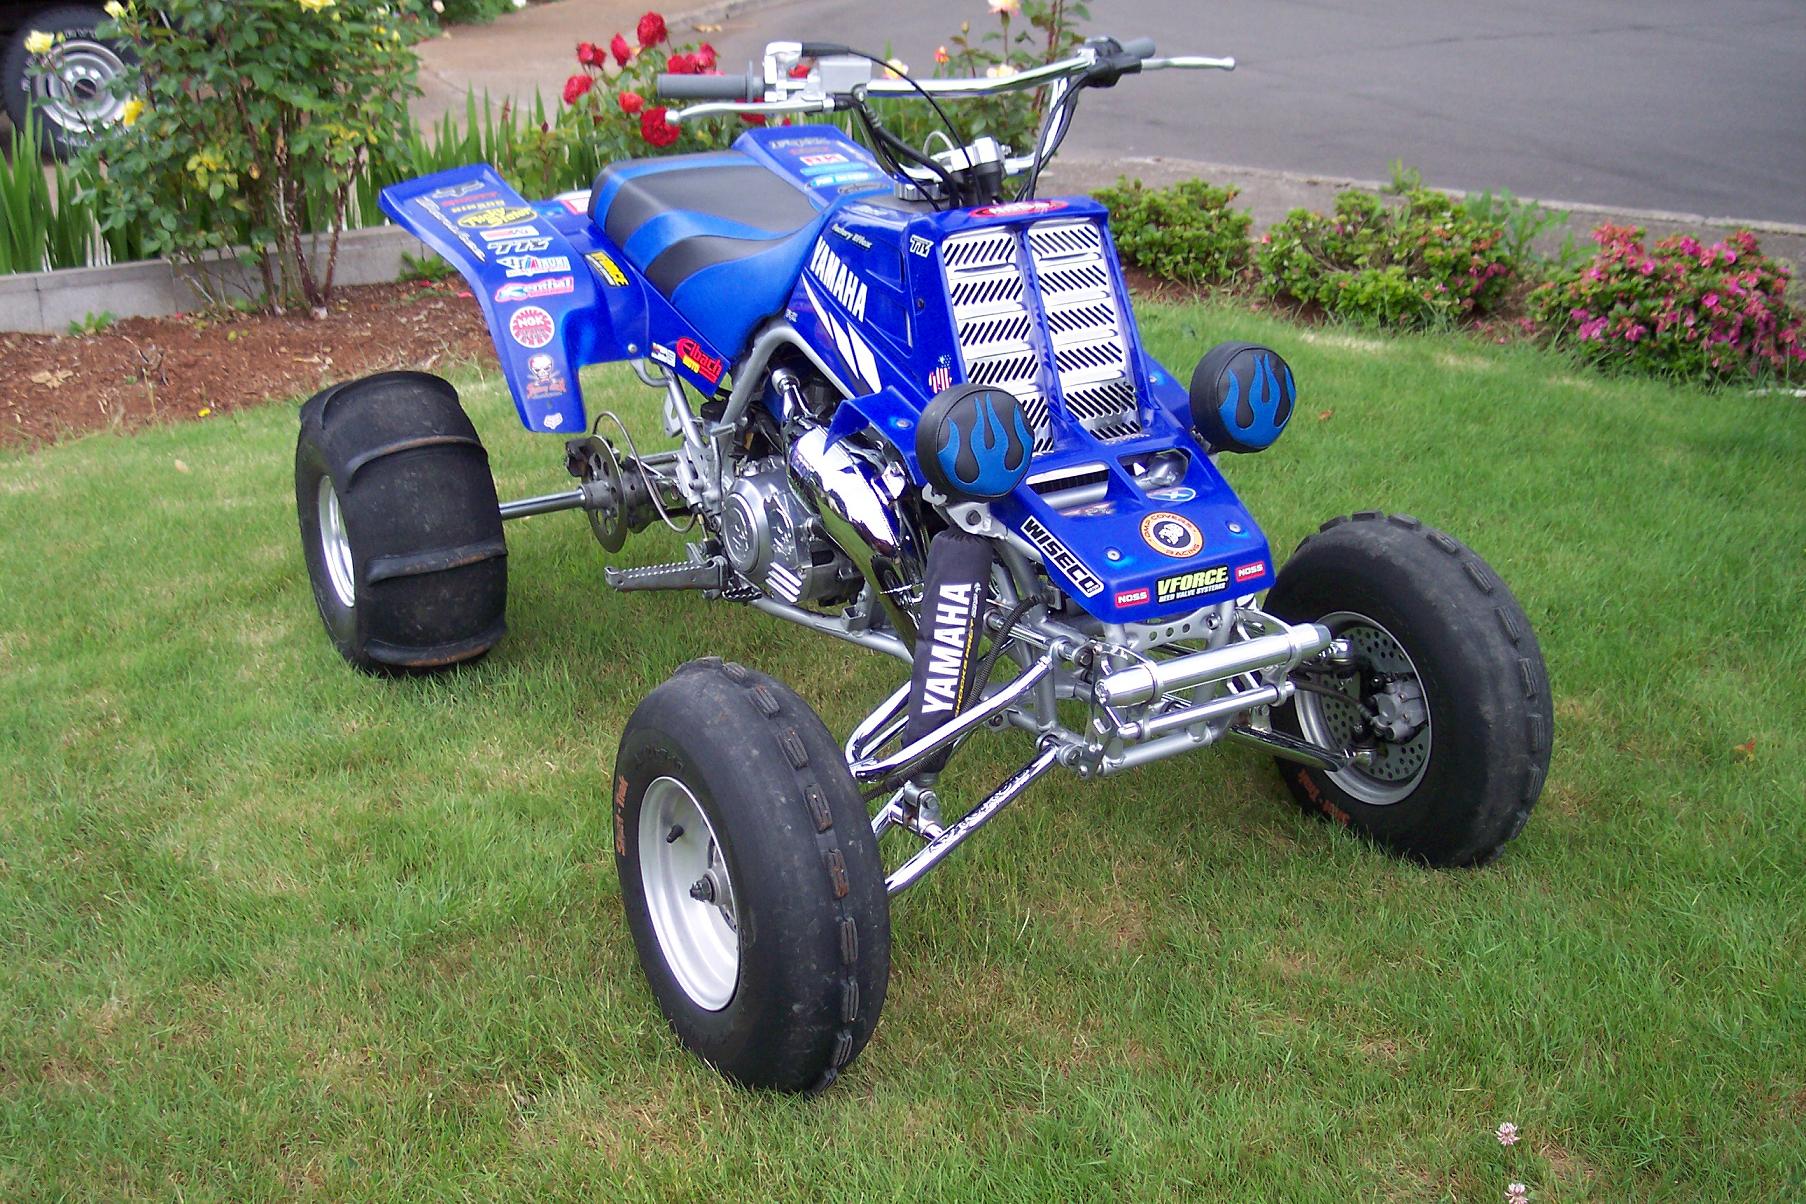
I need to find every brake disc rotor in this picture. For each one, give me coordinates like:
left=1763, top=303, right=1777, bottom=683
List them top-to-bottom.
left=572, top=435, right=627, bottom=552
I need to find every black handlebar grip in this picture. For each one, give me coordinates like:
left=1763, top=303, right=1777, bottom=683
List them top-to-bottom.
left=1118, top=37, right=1156, bottom=58
left=654, top=70, right=762, bottom=101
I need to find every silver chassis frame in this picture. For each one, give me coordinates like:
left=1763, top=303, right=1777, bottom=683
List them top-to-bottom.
left=492, top=339, right=1361, bottom=898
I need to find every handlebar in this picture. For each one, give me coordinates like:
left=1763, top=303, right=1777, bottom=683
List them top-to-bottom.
left=656, top=36, right=1232, bottom=124
left=654, top=69, right=763, bottom=101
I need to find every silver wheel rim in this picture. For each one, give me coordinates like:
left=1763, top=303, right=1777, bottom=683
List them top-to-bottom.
left=30, top=38, right=127, bottom=135
left=316, top=477, right=356, bottom=609
left=1295, top=610, right=1432, bottom=806
left=638, top=776, right=739, bottom=1011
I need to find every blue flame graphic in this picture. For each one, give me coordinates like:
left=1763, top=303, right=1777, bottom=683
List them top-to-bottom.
left=1219, top=351, right=1296, bottom=449
left=938, top=390, right=1030, bottom=497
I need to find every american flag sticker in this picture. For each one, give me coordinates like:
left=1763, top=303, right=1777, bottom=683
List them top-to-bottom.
left=928, top=360, right=953, bottom=393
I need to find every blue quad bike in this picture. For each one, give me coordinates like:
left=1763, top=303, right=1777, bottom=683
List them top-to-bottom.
left=295, top=38, right=1552, bottom=1093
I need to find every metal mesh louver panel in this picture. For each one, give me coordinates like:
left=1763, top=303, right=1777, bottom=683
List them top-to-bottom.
left=1028, top=218, right=1141, bottom=440
left=941, top=228, right=1052, bottom=450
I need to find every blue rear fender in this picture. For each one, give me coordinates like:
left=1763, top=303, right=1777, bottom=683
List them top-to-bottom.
left=380, top=164, right=654, bottom=434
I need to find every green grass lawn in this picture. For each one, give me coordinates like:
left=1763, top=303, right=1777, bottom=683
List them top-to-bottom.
left=2, top=303, right=1802, bottom=1201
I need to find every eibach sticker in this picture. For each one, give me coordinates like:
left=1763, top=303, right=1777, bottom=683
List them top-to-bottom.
left=509, top=305, right=555, bottom=349
left=676, top=337, right=724, bottom=384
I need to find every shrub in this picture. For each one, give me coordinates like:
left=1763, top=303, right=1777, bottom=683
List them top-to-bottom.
left=85, top=0, right=421, bottom=311
left=537, top=12, right=742, bottom=189
left=1093, top=177, right=1251, bottom=286
left=1256, top=189, right=1515, bottom=328
left=1528, top=225, right=1804, bottom=382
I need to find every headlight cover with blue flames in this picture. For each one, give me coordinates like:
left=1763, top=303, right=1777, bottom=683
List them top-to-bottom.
left=1188, top=341, right=1297, bottom=454
left=917, top=383, right=1034, bottom=501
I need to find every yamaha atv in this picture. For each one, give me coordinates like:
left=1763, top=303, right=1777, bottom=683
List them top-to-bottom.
left=294, top=37, right=1552, bottom=1093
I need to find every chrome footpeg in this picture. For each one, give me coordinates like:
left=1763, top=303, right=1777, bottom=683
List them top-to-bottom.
left=605, top=557, right=726, bottom=593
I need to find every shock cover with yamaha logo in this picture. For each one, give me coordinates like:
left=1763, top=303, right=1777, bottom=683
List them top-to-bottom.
left=380, top=124, right=1290, bottom=622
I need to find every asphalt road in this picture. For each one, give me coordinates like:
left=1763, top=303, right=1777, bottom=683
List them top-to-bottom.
left=705, top=0, right=1806, bottom=225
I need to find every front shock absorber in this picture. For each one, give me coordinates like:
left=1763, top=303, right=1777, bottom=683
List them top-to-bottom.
left=899, top=529, right=997, bottom=775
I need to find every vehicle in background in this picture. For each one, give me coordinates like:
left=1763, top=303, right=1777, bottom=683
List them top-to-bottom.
left=1, top=2, right=130, bottom=158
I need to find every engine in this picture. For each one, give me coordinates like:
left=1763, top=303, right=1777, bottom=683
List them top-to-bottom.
left=721, top=455, right=862, bottom=606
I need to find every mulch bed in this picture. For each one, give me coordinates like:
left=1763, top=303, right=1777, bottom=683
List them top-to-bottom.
left=1, top=279, right=495, bottom=450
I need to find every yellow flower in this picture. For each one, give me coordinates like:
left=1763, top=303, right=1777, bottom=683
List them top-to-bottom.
left=103, top=0, right=125, bottom=17
left=296, top=0, right=335, bottom=11
left=988, top=0, right=1021, bottom=13
left=23, top=30, right=55, bottom=55
left=884, top=57, right=909, bottom=78
left=121, top=96, right=143, bottom=126
left=197, top=407, right=211, bottom=417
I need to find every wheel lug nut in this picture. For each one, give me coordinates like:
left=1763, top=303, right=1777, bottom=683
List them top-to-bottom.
left=689, top=877, right=714, bottom=902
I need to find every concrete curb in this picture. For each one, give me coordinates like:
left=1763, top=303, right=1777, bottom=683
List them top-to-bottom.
left=0, top=225, right=429, bottom=334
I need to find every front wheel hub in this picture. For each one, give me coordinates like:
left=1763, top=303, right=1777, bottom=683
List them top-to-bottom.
left=1293, top=611, right=1432, bottom=805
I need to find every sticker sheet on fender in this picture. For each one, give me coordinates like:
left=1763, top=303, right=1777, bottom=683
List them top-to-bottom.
left=459, top=205, right=536, bottom=228
left=1021, top=516, right=1103, bottom=597
left=1156, top=565, right=1230, bottom=605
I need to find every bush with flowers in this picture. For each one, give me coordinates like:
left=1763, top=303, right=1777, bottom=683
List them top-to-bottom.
left=78, top=0, right=421, bottom=311
left=879, top=0, right=1091, bottom=157
left=531, top=11, right=743, bottom=187
left=1255, top=189, right=1516, bottom=329
left=1527, top=225, right=1804, bottom=383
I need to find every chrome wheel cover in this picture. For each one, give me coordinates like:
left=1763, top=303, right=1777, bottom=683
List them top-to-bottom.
left=30, top=38, right=127, bottom=136
left=316, top=477, right=356, bottom=609
left=1295, top=610, right=1432, bottom=806
left=638, top=776, right=739, bottom=1011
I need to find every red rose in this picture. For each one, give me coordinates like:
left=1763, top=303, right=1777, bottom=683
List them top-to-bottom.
left=636, top=11, right=667, bottom=48
left=609, top=33, right=632, bottom=65
left=576, top=41, right=600, bottom=66
left=694, top=41, right=717, bottom=70
left=665, top=51, right=696, bottom=74
left=562, top=73, right=593, bottom=105
left=618, top=89, right=645, bottom=114
left=640, top=105, right=680, bottom=147
left=738, top=112, right=766, bottom=125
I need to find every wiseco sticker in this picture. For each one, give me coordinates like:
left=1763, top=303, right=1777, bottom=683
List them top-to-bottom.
left=1234, top=561, right=1267, bottom=583
left=1114, top=587, right=1150, bottom=608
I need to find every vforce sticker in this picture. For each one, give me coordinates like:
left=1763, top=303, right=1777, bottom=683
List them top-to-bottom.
left=458, top=205, right=536, bottom=228
left=586, top=250, right=628, bottom=287
left=1141, top=511, right=1203, bottom=558
left=1021, top=516, right=1103, bottom=597
left=1156, top=565, right=1230, bottom=605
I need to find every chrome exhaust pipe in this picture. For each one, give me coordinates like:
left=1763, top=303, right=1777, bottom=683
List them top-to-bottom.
left=788, top=424, right=926, bottom=644
left=1093, top=621, right=1332, bottom=707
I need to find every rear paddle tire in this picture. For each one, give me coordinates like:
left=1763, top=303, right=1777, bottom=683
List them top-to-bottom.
left=295, top=372, right=507, bottom=672
left=1266, top=512, right=1552, bottom=866
left=614, top=658, right=890, bottom=1093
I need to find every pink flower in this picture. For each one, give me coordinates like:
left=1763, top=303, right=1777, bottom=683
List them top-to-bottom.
left=1703, top=293, right=1719, bottom=309
left=1496, top=1122, right=1520, bottom=1147
left=1506, top=1184, right=1529, bottom=1204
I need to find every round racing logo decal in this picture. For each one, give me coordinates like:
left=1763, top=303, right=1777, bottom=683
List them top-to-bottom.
left=509, top=305, right=555, bottom=349
left=1140, top=511, right=1203, bottom=558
